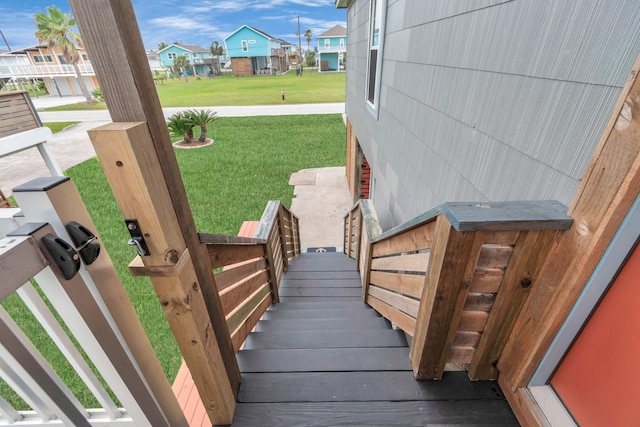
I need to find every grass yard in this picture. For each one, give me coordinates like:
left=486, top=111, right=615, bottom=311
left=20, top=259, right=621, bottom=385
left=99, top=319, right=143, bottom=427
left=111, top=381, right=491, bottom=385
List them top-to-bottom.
left=46, top=69, right=345, bottom=111
left=0, top=114, right=345, bottom=409
left=44, top=121, right=80, bottom=133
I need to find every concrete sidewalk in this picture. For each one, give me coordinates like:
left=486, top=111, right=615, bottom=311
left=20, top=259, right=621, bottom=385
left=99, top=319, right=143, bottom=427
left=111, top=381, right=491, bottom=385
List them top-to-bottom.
left=2, top=96, right=351, bottom=250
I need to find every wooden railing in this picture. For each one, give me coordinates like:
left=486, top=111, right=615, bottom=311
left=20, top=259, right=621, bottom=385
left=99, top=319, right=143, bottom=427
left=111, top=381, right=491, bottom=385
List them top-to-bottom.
left=344, top=199, right=572, bottom=381
left=199, top=201, right=300, bottom=352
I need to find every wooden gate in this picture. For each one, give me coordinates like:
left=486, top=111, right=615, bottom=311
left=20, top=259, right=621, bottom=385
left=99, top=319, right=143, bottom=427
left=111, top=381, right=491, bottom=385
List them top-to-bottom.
left=0, top=176, right=187, bottom=426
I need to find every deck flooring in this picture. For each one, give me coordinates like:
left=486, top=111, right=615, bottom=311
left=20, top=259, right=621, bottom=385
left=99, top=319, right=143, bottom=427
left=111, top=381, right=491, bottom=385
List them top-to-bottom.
left=229, top=252, right=518, bottom=426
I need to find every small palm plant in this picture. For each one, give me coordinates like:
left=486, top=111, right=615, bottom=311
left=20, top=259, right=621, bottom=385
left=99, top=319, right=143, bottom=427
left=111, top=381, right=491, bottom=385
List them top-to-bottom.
left=187, top=109, right=218, bottom=142
left=167, top=112, right=193, bottom=143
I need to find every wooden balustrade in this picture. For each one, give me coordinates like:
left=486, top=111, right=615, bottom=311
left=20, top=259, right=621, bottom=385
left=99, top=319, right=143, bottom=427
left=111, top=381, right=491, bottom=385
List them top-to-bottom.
left=344, top=200, right=572, bottom=381
left=200, top=201, right=300, bottom=352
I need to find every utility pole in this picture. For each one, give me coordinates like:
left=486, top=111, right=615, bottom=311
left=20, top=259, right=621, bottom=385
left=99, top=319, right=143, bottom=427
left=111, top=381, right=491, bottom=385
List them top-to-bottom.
left=297, top=16, right=302, bottom=69
left=0, top=29, right=10, bottom=51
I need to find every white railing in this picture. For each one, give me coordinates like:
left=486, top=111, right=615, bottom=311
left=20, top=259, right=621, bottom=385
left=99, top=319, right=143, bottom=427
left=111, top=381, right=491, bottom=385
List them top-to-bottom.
left=318, top=45, right=346, bottom=53
left=0, top=63, right=95, bottom=79
left=0, top=177, right=187, bottom=427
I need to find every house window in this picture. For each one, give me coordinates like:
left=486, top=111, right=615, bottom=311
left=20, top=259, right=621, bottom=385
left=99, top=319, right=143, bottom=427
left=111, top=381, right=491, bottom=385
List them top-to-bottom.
left=367, top=0, right=386, bottom=112
left=340, top=38, right=345, bottom=48
left=324, top=39, right=331, bottom=48
left=242, top=40, right=248, bottom=52
left=167, top=52, right=176, bottom=60
left=81, top=53, right=90, bottom=62
left=33, top=54, right=53, bottom=63
left=57, top=55, right=67, bottom=64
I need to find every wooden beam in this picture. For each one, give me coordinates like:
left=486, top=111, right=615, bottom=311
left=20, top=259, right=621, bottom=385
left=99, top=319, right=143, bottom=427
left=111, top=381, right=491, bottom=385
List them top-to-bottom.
left=69, top=3, right=240, bottom=413
left=498, top=55, right=640, bottom=391
left=86, top=124, right=236, bottom=424
left=410, top=215, right=475, bottom=379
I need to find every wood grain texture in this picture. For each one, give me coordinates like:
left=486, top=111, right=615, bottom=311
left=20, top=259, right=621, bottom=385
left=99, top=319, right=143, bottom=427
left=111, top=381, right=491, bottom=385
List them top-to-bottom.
left=69, top=2, right=240, bottom=410
left=499, top=56, right=640, bottom=390
left=411, top=215, right=475, bottom=380
left=371, top=221, right=436, bottom=257
left=206, top=244, right=265, bottom=270
left=371, top=252, right=430, bottom=273
left=214, top=258, right=267, bottom=292
left=219, top=270, right=269, bottom=316
left=370, top=270, right=425, bottom=298
left=368, top=285, right=419, bottom=317
left=367, top=295, right=417, bottom=336
left=253, top=317, right=390, bottom=332
left=242, top=329, right=407, bottom=350
left=231, top=400, right=518, bottom=426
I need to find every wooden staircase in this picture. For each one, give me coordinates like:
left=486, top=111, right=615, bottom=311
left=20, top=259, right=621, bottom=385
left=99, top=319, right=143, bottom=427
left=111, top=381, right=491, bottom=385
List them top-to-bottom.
left=230, top=252, right=518, bottom=426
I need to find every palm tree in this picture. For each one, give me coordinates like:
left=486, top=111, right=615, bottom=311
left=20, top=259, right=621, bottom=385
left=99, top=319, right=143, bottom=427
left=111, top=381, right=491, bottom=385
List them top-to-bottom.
left=34, top=6, right=93, bottom=103
left=304, top=29, right=312, bottom=53
left=210, top=41, right=224, bottom=75
left=158, top=42, right=168, bottom=50
left=173, top=55, right=190, bottom=83
left=187, top=109, right=217, bottom=142
left=167, top=112, right=193, bottom=143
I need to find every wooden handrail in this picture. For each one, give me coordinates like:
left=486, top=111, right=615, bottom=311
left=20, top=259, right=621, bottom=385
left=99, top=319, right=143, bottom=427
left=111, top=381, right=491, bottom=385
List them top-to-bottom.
left=344, top=199, right=572, bottom=381
left=201, top=200, right=301, bottom=352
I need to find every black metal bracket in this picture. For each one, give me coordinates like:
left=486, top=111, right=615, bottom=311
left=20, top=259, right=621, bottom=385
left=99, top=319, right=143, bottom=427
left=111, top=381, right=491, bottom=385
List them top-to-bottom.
left=125, top=219, right=150, bottom=257
left=66, top=221, right=101, bottom=265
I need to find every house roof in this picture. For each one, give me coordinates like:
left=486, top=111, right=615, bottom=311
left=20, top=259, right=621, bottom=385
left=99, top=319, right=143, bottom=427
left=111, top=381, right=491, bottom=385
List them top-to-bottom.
left=318, top=24, right=347, bottom=38
left=224, top=25, right=284, bottom=43
left=158, top=44, right=208, bottom=54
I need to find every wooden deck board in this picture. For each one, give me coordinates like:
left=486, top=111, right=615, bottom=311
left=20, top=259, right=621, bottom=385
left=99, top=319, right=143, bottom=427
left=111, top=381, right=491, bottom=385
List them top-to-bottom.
left=279, top=278, right=362, bottom=287
left=278, top=287, right=362, bottom=297
left=261, top=307, right=380, bottom=319
left=254, top=317, right=391, bottom=332
left=242, top=329, right=407, bottom=350
left=238, top=347, right=411, bottom=372
left=238, top=371, right=507, bottom=402
left=231, top=401, right=518, bottom=426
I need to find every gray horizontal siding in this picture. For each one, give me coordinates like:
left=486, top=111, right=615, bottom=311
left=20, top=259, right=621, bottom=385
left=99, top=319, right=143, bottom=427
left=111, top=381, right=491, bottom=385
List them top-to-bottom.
left=345, top=0, right=640, bottom=230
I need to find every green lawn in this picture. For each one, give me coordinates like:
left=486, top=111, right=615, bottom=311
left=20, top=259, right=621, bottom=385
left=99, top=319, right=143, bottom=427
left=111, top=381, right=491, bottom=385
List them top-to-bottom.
left=46, top=69, right=345, bottom=111
left=1, top=114, right=345, bottom=408
left=44, top=121, right=80, bottom=133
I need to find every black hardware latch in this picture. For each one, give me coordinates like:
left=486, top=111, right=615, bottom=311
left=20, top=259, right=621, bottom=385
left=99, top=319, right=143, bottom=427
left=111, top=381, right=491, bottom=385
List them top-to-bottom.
left=125, top=219, right=150, bottom=256
left=66, top=221, right=101, bottom=265
left=41, top=234, right=81, bottom=280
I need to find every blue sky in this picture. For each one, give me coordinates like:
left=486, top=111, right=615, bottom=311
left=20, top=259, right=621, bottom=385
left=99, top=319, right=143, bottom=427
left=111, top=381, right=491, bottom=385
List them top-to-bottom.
left=0, top=0, right=346, bottom=52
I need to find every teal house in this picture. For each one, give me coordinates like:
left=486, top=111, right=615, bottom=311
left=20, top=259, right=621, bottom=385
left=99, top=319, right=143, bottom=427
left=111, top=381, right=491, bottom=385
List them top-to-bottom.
left=318, top=24, right=347, bottom=72
left=224, top=25, right=295, bottom=76
left=158, top=44, right=213, bottom=76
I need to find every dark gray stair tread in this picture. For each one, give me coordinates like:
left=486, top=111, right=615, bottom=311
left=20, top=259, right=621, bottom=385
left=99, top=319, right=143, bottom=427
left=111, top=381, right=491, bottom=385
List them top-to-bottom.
left=286, top=258, right=357, bottom=272
left=284, top=271, right=360, bottom=280
left=279, top=278, right=361, bottom=288
left=278, top=287, right=362, bottom=297
left=278, top=296, right=362, bottom=303
left=267, top=301, right=370, bottom=310
left=262, top=308, right=379, bottom=320
left=254, top=317, right=391, bottom=332
left=242, top=329, right=407, bottom=349
left=237, top=347, right=411, bottom=372
left=237, top=371, right=507, bottom=403
left=231, top=401, right=519, bottom=426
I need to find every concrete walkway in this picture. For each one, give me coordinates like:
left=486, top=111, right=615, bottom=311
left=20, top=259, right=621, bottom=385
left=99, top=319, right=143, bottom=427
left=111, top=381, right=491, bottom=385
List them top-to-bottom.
left=1, top=96, right=351, bottom=249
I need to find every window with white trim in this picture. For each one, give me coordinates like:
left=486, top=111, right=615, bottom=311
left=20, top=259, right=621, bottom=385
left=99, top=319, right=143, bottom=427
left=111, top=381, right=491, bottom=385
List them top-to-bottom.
left=366, top=0, right=386, bottom=111
left=340, top=38, right=344, bottom=48
left=324, top=39, right=331, bottom=48
left=241, top=40, right=248, bottom=52
left=167, top=52, right=176, bottom=60
left=33, top=54, right=53, bottom=63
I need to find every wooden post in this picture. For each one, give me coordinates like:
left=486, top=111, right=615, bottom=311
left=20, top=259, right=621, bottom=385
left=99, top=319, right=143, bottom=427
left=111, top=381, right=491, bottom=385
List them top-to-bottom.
left=69, top=2, right=240, bottom=423
left=499, top=55, right=640, bottom=391
left=87, top=123, right=236, bottom=424
left=277, top=204, right=289, bottom=271
left=410, top=215, right=475, bottom=380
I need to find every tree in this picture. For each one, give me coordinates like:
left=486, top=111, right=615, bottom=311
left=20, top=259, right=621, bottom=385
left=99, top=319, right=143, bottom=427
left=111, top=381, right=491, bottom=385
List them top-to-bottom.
left=34, top=6, right=93, bottom=103
left=304, top=29, right=312, bottom=53
left=210, top=41, right=224, bottom=75
left=158, top=42, right=168, bottom=50
left=304, top=51, right=316, bottom=67
left=173, top=55, right=190, bottom=83
left=187, top=109, right=217, bottom=142
left=167, top=112, right=193, bottom=143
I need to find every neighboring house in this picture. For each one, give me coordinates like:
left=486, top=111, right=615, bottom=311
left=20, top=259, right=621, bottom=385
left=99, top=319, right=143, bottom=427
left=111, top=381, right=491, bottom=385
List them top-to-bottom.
left=336, top=0, right=640, bottom=425
left=317, top=24, right=346, bottom=72
left=224, top=25, right=296, bottom=76
left=0, top=44, right=98, bottom=96
left=158, top=44, right=213, bottom=76
left=0, top=50, right=30, bottom=89
left=146, top=50, right=163, bottom=72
